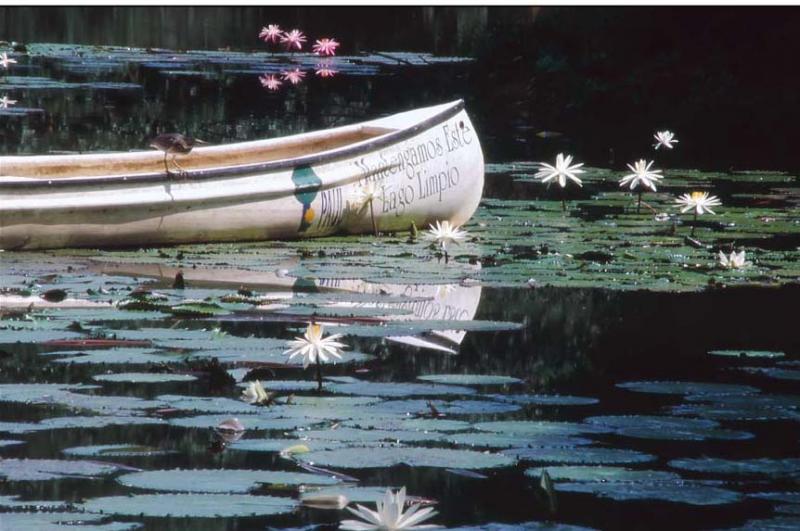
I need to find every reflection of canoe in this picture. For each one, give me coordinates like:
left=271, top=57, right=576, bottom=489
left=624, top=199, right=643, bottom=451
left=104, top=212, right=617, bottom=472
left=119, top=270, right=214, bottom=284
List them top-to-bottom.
left=0, top=100, right=484, bottom=250
left=92, top=260, right=482, bottom=353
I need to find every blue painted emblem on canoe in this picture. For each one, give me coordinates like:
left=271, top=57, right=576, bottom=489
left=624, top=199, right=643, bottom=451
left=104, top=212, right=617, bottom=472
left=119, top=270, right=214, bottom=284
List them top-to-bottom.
left=291, top=165, right=322, bottom=232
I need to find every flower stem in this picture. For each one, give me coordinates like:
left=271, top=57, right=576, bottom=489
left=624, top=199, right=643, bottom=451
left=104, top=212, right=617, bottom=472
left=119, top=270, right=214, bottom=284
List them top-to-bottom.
left=637, top=190, right=642, bottom=214
left=369, top=200, right=377, bottom=236
left=691, top=212, right=697, bottom=236
left=315, top=357, right=323, bottom=393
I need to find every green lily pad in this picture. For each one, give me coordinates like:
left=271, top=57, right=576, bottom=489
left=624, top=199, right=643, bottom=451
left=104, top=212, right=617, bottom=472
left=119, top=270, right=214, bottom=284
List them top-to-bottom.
left=709, top=350, right=785, bottom=359
left=93, top=372, right=197, bottom=383
left=417, top=374, right=522, bottom=386
left=328, top=380, right=476, bottom=397
left=617, top=381, right=759, bottom=396
left=490, top=394, right=599, bottom=406
left=169, top=414, right=316, bottom=431
left=585, top=415, right=753, bottom=441
left=475, top=421, right=610, bottom=437
left=295, top=427, right=445, bottom=444
left=448, top=432, right=592, bottom=449
left=63, top=444, right=174, bottom=457
left=298, top=446, right=515, bottom=469
left=503, top=447, right=655, bottom=465
left=668, top=457, right=800, bottom=479
left=0, top=458, right=122, bottom=481
left=526, top=466, right=680, bottom=483
left=117, top=468, right=340, bottom=493
left=555, top=481, right=742, bottom=506
left=81, top=493, right=296, bottom=518
left=0, top=512, right=141, bottom=530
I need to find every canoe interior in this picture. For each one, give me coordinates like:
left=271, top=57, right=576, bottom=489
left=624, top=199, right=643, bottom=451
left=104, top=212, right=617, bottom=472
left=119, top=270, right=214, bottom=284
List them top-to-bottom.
left=0, top=125, right=395, bottom=179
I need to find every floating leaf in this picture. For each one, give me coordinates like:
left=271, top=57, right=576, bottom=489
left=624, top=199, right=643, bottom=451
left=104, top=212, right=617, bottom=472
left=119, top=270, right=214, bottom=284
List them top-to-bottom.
left=708, top=350, right=785, bottom=359
left=93, top=372, right=197, bottom=383
left=417, top=374, right=522, bottom=386
left=617, top=381, right=759, bottom=396
left=585, top=415, right=753, bottom=441
left=63, top=444, right=174, bottom=457
left=298, top=446, right=515, bottom=469
left=503, top=447, right=655, bottom=465
left=668, top=457, right=800, bottom=479
left=0, top=458, right=122, bottom=481
left=526, top=466, right=679, bottom=483
left=117, top=469, right=339, bottom=493
left=555, top=481, right=742, bottom=506
left=81, top=493, right=296, bottom=518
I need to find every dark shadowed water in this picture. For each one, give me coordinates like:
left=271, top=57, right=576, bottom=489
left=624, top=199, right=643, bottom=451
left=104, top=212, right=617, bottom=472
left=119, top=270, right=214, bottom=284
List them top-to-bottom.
left=0, top=7, right=799, bottom=531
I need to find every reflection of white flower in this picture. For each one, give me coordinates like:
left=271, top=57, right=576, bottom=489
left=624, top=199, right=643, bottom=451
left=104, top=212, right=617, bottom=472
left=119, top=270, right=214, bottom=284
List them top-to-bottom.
left=0, top=53, right=17, bottom=69
left=0, top=95, right=17, bottom=109
left=654, top=130, right=679, bottom=150
left=535, top=153, right=585, bottom=188
left=619, top=159, right=662, bottom=191
left=354, top=180, right=379, bottom=206
left=675, top=191, right=722, bottom=215
left=425, top=220, right=468, bottom=251
left=719, top=250, right=749, bottom=269
left=435, top=284, right=457, bottom=299
left=284, top=323, right=346, bottom=369
left=241, top=380, right=271, bottom=404
left=340, top=487, right=439, bottom=530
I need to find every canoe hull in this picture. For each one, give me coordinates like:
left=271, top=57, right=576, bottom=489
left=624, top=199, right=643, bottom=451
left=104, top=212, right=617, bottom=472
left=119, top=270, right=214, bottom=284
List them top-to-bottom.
left=0, top=101, right=484, bottom=250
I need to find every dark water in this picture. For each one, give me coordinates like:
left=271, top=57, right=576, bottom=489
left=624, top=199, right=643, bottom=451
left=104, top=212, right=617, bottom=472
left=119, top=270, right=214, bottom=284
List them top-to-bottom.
left=1, top=6, right=799, bottom=531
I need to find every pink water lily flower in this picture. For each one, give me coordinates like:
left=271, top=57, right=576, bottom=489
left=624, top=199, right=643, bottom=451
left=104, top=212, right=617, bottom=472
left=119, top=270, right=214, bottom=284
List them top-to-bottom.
left=259, top=24, right=283, bottom=43
left=280, top=29, right=307, bottom=51
left=312, top=37, right=340, bottom=56
left=0, top=52, right=17, bottom=69
left=315, top=65, right=338, bottom=78
left=282, top=68, right=306, bottom=85
left=259, top=74, right=282, bottom=91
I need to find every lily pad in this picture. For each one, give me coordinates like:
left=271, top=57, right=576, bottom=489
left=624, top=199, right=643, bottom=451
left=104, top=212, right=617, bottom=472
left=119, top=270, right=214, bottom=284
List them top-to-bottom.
left=709, top=350, right=785, bottom=359
left=93, top=372, right=198, bottom=383
left=417, top=374, right=522, bottom=386
left=327, top=380, right=476, bottom=397
left=617, top=381, right=759, bottom=396
left=490, top=394, right=599, bottom=406
left=169, top=414, right=316, bottom=431
left=585, top=415, right=753, bottom=441
left=475, top=421, right=610, bottom=437
left=63, top=444, right=174, bottom=457
left=298, top=446, right=515, bottom=469
left=503, top=447, right=655, bottom=465
left=668, top=457, right=800, bottom=479
left=0, top=458, right=122, bottom=481
left=527, top=466, right=679, bottom=483
left=117, top=468, right=340, bottom=493
left=554, top=481, right=742, bottom=505
left=81, top=493, right=297, bottom=518
left=0, top=512, right=142, bottom=530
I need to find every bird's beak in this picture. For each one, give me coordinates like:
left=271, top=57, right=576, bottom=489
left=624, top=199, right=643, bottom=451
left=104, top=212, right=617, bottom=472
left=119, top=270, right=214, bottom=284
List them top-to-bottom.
left=195, top=139, right=208, bottom=145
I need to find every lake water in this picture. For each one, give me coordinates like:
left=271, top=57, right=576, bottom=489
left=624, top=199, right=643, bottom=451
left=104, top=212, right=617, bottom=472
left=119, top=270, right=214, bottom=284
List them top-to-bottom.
left=0, top=7, right=799, bottom=531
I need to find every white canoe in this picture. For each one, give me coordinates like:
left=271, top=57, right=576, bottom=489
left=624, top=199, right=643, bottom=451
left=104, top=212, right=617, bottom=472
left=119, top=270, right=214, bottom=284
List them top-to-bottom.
left=0, top=100, right=484, bottom=250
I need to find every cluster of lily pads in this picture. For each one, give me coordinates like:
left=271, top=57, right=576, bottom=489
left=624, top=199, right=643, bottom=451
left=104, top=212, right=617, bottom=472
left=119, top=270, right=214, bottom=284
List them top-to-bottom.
left=533, top=130, right=755, bottom=271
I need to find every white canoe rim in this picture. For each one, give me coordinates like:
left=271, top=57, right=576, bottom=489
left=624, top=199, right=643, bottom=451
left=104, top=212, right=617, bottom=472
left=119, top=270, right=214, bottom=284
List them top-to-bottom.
left=0, top=100, right=485, bottom=249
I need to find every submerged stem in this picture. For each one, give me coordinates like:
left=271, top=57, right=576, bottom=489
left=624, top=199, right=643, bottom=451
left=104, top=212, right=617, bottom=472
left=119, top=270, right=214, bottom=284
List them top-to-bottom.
left=637, top=190, right=642, bottom=214
left=369, top=200, right=377, bottom=236
left=691, top=211, right=698, bottom=236
left=315, top=357, right=323, bottom=393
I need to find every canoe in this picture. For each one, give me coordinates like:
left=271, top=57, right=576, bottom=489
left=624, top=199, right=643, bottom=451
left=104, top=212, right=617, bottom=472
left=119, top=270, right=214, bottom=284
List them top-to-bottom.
left=0, top=100, right=484, bottom=250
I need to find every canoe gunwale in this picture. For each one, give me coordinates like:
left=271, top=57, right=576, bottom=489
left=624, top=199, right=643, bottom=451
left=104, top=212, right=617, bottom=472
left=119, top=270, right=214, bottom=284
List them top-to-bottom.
left=0, top=100, right=465, bottom=190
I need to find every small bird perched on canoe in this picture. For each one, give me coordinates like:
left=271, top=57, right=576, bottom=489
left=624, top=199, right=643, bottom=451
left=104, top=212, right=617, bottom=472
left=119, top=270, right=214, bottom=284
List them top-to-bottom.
left=149, top=133, right=206, bottom=176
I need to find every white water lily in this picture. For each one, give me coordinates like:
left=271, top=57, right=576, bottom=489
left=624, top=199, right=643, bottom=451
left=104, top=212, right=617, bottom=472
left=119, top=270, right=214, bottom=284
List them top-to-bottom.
left=0, top=52, right=17, bottom=69
left=0, top=95, right=17, bottom=109
left=654, top=130, right=679, bottom=150
left=535, top=153, right=585, bottom=188
left=619, top=159, right=662, bottom=191
left=354, top=180, right=379, bottom=206
left=675, top=191, right=722, bottom=215
left=425, top=220, right=468, bottom=252
left=719, top=250, right=749, bottom=269
left=284, top=323, right=346, bottom=369
left=240, top=380, right=272, bottom=405
left=340, top=487, right=439, bottom=530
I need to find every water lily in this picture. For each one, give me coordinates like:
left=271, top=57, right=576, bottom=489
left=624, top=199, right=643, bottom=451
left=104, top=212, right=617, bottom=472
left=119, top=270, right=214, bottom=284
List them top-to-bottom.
left=259, top=24, right=283, bottom=43
left=281, top=29, right=307, bottom=51
left=312, top=37, right=340, bottom=56
left=0, top=52, right=17, bottom=69
left=315, top=65, right=338, bottom=78
left=282, top=68, right=306, bottom=85
left=259, top=74, right=282, bottom=91
left=0, top=95, right=17, bottom=109
left=654, top=130, right=679, bottom=150
left=535, top=153, right=585, bottom=211
left=620, top=159, right=663, bottom=213
left=354, top=180, right=380, bottom=235
left=676, top=191, right=722, bottom=235
left=676, top=191, right=722, bottom=215
left=425, top=220, right=468, bottom=263
left=719, top=250, right=749, bottom=269
left=284, top=322, right=347, bottom=391
left=240, top=380, right=273, bottom=405
left=340, top=487, right=439, bottom=530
